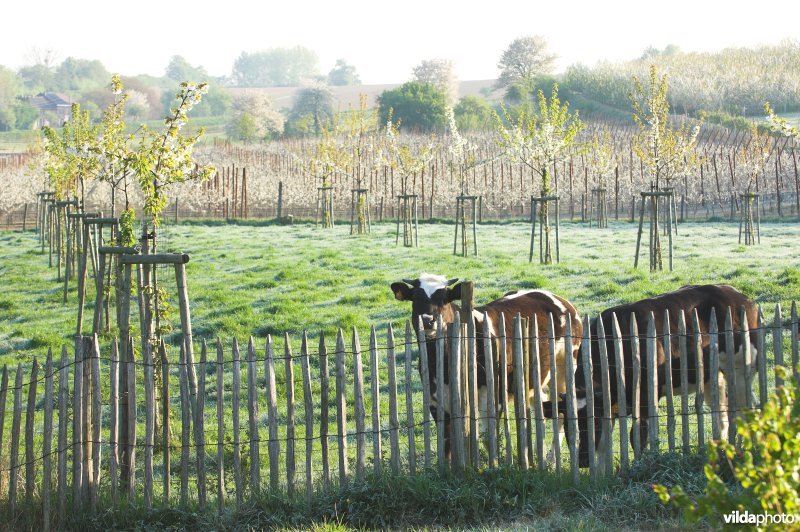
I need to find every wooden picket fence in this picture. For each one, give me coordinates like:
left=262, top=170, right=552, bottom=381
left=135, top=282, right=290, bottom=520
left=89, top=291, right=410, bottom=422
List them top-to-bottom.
left=0, top=303, right=798, bottom=528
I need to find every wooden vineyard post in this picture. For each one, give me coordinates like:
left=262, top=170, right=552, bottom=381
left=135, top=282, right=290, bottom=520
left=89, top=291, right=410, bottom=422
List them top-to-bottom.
left=395, top=194, right=419, bottom=247
left=453, top=194, right=479, bottom=256
left=530, top=195, right=560, bottom=264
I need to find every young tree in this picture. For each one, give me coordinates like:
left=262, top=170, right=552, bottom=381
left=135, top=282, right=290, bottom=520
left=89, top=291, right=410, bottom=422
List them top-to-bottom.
left=496, top=35, right=556, bottom=97
left=412, top=58, right=459, bottom=104
left=629, top=65, right=701, bottom=270
left=131, top=82, right=215, bottom=234
left=496, top=83, right=583, bottom=263
left=41, top=102, right=100, bottom=205
left=735, top=123, right=773, bottom=244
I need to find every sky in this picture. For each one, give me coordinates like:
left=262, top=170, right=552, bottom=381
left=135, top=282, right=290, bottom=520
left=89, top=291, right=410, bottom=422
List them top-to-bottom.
left=2, top=0, right=799, bottom=84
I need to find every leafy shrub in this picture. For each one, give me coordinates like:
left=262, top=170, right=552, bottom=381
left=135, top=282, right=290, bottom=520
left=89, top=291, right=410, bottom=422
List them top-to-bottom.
left=654, top=366, right=800, bottom=528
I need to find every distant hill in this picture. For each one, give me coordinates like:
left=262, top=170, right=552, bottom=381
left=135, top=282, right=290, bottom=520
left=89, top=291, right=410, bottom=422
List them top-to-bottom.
left=228, top=80, right=499, bottom=110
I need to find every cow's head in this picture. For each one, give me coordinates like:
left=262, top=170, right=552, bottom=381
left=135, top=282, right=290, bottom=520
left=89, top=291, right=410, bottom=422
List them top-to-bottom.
left=391, top=274, right=461, bottom=337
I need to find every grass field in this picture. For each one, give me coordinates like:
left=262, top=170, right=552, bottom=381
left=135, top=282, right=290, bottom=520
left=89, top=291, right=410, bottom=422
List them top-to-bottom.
left=1, top=218, right=798, bottom=360
left=0, top=219, right=798, bottom=529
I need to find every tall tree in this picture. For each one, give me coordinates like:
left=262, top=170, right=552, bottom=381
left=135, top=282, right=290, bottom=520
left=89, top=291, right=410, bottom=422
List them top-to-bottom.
left=496, top=35, right=556, bottom=96
left=232, top=47, right=319, bottom=87
left=165, top=55, right=208, bottom=83
left=53, top=57, right=110, bottom=92
left=412, top=58, right=459, bottom=104
left=327, top=59, right=361, bottom=86
left=0, top=66, right=21, bottom=131
left=377, top=81, right=447, bottom=132
left=286, top=84, right=334, bottom=136
left=226, top=92, right=284, bottom=141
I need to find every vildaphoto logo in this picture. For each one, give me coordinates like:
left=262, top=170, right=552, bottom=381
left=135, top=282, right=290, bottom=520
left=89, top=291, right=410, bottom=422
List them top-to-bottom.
left=723, top=510, right=798, bottom=525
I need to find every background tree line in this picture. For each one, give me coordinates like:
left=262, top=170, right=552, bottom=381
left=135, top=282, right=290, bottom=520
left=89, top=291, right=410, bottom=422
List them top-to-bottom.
left=2, top=38, right=798, bottom=141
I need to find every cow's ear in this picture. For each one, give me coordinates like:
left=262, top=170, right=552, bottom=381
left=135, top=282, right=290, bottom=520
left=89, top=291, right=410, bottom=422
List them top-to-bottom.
left=391, top=282, right=414, bottom=302
left=447, top=282, right=462, bottom=302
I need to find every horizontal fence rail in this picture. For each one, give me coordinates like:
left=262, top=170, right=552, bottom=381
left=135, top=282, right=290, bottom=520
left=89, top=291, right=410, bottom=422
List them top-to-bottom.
left=0, top=303, right=798, bottom=528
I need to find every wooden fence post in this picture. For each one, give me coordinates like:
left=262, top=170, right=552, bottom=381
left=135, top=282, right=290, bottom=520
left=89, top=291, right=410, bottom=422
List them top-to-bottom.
left=663, top=311, right=676, bottom=453
left=449, top=313, right=466, bottom=473
left=482, top=313, right=498, bottom=468
left=611, top=313, right=629, bottom=473
left=513, top=314, right=529, bottom=470
left=547, top=314, right=559, bottom=474
left=435, top=316, right=446, bottom=471
left=563, top=318, right=579, bottom=484
left=404, top=321, right=417, bottom=476
left=387, top=324, right=401, bottom=474
left=370, top=326, right=383, bottom=475
left=335, top=329, right=349, bottom=486
left=352, top=329, right=366, bottom=481
left=300, top=333, right=315, bottom=500
left=285, top=334, right=296, bottom=500
left=318, top=334, right=331, bottom=490
left=264, top=336, right=279, bottom=494
left=247, top=338, right=260, bottom=500
left=217, top=339, right=226, bottom=511
left=231, top=339, right=242, bottom=506
left=43, top=351, right=54, bottom=532
left=25, top=359, right=40, bottom=508
left=9, top=364, right=23, bottom=518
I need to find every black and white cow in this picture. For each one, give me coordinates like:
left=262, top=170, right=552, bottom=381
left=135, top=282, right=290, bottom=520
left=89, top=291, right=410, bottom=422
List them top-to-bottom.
left=391, top=273, right=582, bottom=454
left=544, top=284, right=758, bottom=471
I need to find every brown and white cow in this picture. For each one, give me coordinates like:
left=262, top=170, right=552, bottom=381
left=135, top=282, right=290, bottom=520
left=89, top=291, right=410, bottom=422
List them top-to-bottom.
left=391, top=273, right=582, bottom=454
left=544, top=284, right=758, bottom=471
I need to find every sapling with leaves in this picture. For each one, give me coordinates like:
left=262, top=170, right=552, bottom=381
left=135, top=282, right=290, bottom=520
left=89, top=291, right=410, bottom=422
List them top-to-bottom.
left=629, top=65, right=701, bottom=270
left=629, top=65, right=701, bottom=192
left=97, top=74, right=137, bottom=226
left=128, top=81, right=214, bottom=358
left=131, top=81, right=215, bottom=240
left=495, top=83, right=584, bottom=263
left=340, top=95, right=381, bottom=233
left=41, top=103, right=101, bottom=205
left=382, top=116, right=436, bottom=246
left=301, top=118, right=349, bottom=228
left=735, top=123, right=773, bottom=244
left=586, top=128, right=617, bottom=226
